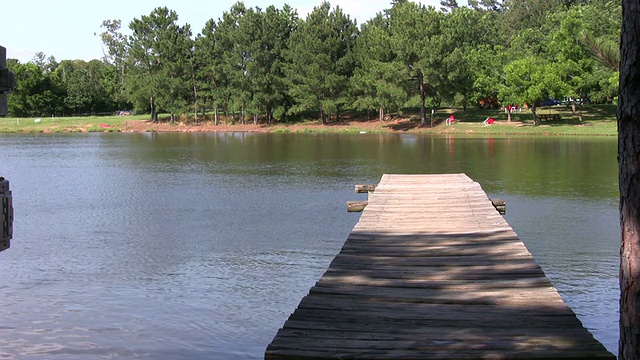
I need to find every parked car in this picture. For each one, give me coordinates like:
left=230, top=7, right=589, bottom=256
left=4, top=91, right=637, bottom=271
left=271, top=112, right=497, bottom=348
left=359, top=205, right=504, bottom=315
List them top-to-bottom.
left=565, top=97, right=590, bottom=105
left=539, top=98, right=560, bottom=107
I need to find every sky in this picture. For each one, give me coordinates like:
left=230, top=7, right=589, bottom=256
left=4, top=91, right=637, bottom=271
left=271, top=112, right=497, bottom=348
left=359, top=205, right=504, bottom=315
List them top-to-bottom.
left=1, top=0, right=442, bottom=64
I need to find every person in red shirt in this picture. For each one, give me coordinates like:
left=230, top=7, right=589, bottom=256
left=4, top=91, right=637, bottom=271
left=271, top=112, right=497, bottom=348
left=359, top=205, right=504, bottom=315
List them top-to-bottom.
left=446, top=115, right=455, bottom=126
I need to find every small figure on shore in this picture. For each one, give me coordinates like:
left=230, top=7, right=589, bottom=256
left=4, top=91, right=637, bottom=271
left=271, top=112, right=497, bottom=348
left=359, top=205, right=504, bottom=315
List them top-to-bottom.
left=446, top=115, right=455, bottom=126
left=483, top=117, right=495, bottom=126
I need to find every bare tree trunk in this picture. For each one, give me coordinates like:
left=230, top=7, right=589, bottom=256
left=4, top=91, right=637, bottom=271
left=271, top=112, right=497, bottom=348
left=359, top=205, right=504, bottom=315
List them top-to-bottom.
left=619, top=1, right=640, bottom=358
left=419, top=74, right=426, bottom=126
left=193, top=84, right=198, bottom=126
left=150, top=96, right=157, bottom=122
left=379, top=106, right=384, bottom=122
left=214, top=107, right=219, bottom=126
left=578, top=107, right=584, bottom=122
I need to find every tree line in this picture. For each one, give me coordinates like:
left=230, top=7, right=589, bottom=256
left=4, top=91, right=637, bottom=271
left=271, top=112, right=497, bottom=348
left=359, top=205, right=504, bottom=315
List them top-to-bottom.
left=5, top=0, right=620, bottom=125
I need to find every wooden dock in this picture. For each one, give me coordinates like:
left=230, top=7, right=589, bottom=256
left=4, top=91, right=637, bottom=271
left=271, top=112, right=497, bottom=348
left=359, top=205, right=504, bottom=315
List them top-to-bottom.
left=266, top=174, right=615, bottom=360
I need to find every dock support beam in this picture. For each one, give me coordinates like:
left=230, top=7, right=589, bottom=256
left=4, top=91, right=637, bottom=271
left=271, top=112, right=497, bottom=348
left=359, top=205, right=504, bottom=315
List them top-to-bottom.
left=355, top=184, right=376, bottom=193
left=491, top=199, right=506, bottom=215
left=347, top=201, right=368, bottom=212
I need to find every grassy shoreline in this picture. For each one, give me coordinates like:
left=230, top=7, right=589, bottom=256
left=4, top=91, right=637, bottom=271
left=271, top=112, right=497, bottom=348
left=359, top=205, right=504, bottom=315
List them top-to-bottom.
left=0, top=104, right=618, bottom=136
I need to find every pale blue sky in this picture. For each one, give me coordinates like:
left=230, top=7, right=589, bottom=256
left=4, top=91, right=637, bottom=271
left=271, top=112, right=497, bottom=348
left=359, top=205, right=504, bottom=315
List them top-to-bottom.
left=1, top=0, right=442, bottom=64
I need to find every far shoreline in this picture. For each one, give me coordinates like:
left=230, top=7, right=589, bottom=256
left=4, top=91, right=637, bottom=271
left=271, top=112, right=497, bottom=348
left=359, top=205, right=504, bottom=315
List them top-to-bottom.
left=0, top=105, right=619, bottom=136
left=118, top=118, right=617, bottom=137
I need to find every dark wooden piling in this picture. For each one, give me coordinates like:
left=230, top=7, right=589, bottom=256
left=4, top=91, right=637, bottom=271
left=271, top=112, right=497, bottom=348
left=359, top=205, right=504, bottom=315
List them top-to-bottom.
left=355, top=184, right=376, bottom=193
left=491, top=198, right=506, bottom=214
left=346, top=201, right=368, bottom=212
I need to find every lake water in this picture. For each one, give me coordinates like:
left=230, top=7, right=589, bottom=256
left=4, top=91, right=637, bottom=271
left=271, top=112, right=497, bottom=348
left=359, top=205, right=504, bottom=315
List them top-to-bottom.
left=0, top=133, right=619, bottom=359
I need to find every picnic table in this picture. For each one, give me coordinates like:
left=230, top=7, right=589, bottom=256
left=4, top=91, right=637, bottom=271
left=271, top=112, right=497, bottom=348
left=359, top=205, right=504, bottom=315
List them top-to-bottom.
left=538, top=114, right=561, bottom=121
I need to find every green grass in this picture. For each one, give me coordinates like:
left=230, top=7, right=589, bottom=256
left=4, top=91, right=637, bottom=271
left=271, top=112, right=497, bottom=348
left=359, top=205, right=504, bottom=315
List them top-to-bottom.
left=0, top=104, right=618, bottom=136
left=404, top=104, right=618, bottom=136
left=0, top=114, right=147, bottom=133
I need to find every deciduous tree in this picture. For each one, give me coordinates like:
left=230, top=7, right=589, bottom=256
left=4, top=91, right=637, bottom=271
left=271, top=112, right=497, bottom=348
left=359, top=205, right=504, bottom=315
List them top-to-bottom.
left=126, top=7, right=193, bottom=122
left=99, top=19, right=129, bottom=107
left=6, top=55, right=64, bottom=117
left=500, top=55, right=570, bottom=125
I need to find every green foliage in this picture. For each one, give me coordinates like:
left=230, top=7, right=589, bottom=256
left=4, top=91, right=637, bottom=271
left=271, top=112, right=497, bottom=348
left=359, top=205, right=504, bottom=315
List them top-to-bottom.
left=5, top=0, right=622, bottom=123
left=388, top=1, right=446, bottom=125
left=283, top=2, right=358, bottom=124
left=194, top=3, right=298, bottom=124
left=126, top=7, right=193, bottom=122
left=440, top=7, right=496, bottom=108
left=350, top=13, right=408, bottom=119
left=501, top=56, right=571, bottom=107
left=6, top=57, right=66, bottom=117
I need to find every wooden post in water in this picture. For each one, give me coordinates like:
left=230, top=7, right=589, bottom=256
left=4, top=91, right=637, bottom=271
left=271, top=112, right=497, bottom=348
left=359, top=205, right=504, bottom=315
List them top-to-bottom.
left=351, top=184, right=375, bottom=212
left=355, top=184, right=376, bottom=193
left=491, top=199, right=506, bottom=214
left=346, top=201, right=368, bottom=212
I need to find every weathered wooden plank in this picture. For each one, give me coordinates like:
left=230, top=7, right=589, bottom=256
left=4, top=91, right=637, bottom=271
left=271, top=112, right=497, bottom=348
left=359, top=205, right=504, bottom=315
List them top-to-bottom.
left=265, top=174, right=614, bottom=360
left=346, top=229, right=520, bottom=241
left=338, top=242, right=532, bottom=257
left=340, top=243, right=528, bottom=253
left=328, top=254, right=542, bottom=268
left=323, top=267, right=551, bottom=281
left=319, top=268, right=544, bottom=281
left=318, top=269, right=552, bottom=291
left=315, top=276, right=553, bottom=290
left=306, top=284, right=567, bottom=306
left=296, top=295, right=571, bottom=316
left=286, top=308, right=584, bottom=328
left=275, top=319, right=595, bottom=338
left=272, top=328, right=599, bottom=344
left=267, top=331, right=612, bottom=359
left=268, top=331, right=608, bottom=359
left=267, top=340, right=611, bottom=359
left=266, top=349, right=614, bottom=360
